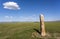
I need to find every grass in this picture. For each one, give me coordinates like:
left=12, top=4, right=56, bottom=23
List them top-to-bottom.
left=0, top=22, right=60, bottom=39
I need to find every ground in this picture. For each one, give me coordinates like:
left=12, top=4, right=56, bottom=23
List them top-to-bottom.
left=0, top=22, right=60, bottom=39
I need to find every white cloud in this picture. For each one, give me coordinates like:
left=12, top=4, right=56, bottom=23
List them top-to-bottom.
left=3, top=2, right=20, bottom=10
left=4, top=15, right=39, bottom=22
left=19, top=15, right=39, bottom=22
left=4, top=16, right=13, bottom=22
left=5, top=16, right=13, bottom=19
left=5, top=16, right=9, bottom=18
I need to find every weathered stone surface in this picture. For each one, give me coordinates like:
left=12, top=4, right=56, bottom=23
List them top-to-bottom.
left=40, top=14, right=46, bottom=37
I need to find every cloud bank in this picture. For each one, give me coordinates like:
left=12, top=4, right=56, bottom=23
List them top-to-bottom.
left=3, top=2, right=20, bottom=10
left=5, top=16, right=13, bottom=19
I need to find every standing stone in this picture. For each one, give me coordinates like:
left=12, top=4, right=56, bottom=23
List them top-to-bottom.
left=40, top=14, right=46, bottom=37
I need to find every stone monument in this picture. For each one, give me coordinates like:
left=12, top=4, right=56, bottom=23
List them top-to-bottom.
left=40, top=14, right=46, bottom=37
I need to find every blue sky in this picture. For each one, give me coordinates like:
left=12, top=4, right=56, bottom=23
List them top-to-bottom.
left=0, top=0, right=60, bottom=22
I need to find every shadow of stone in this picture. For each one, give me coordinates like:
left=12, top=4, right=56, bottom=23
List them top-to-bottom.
left=33, top=28, right=41, bottom=35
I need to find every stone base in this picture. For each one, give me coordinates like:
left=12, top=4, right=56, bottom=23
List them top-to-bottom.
left=32, top=32, right=51, bottom=38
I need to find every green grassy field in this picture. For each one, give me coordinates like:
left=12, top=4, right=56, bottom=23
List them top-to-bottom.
left=0, top=22, right=60, bottom=39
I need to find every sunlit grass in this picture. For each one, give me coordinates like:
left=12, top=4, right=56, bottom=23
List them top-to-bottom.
left=0, top=22, right=60, bottom=39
